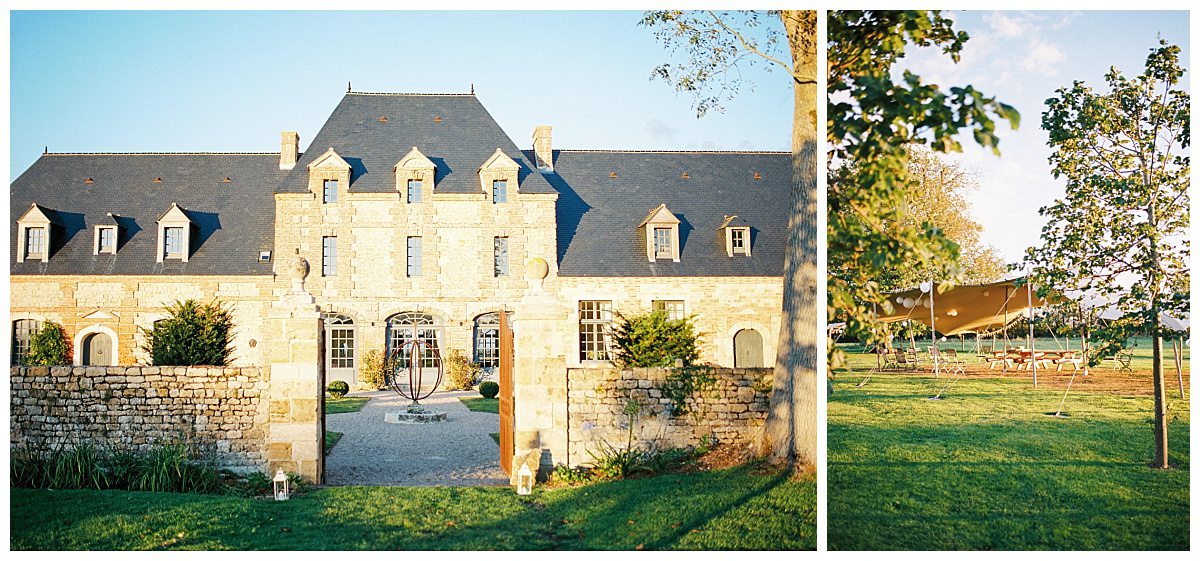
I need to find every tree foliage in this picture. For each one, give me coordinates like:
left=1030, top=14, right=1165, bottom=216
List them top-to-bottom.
left=828, top=10, right=1019, bottom=368
left=1027, top=40, right=1189, bottom=468
left=141, top=299, right=235, bottom=366
left=610, top=310, right=702, bottom=368
left=26, top=321, right=72, bottom=366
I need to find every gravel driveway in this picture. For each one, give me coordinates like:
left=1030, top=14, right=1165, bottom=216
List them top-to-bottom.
left=324, top=389, right=506, bottom=486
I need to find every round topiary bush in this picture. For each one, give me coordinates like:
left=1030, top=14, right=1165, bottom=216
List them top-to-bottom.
left=327, top=380, right=349, bottom=398
left=479, top=381, right=500, bottom=399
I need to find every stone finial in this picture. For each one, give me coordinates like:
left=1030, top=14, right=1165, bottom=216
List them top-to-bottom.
left=525, top=257, right=549, bottom=292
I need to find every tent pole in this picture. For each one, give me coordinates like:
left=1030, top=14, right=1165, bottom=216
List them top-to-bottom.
left=1027, top=276, right=1037, bottom=388
left=929, top=280, right=939, bottom=378
left=1176, top=337, right=1186, bottom=399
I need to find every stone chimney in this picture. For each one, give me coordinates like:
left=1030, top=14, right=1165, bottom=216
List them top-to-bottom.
left=532, top=126, right=553, bottom=171
left=280, top=131, right=299, bottom=171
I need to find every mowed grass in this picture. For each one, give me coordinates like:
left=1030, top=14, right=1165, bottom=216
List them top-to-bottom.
left=828, top=368, right=1190, bottom=550
left=325, top=396, right=371, bottom=414
left=459, top=397, right=499, bottom=414
left=324, top=431, right=343, bottom=455
left=10, top=467, right=815, bottom=550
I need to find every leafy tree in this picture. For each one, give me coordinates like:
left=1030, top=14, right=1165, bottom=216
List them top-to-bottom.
left=642, top=9, right=817, bottom=469
left=828, top=10, right=1019, bottom=370
left=1027, top=40, right=1189, bottom=469
left=141, top=299, right=235, bottom=366
left=610, top=310, right=701, bottom=368
left=26, top=321, right=72, bottom=366
left=444, top=349, right=484, bottom=390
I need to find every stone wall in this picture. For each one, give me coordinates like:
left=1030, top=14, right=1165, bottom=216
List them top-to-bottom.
left=9, top=365, right=269, bottom=472
left=565, top=366, right=772, bottom=465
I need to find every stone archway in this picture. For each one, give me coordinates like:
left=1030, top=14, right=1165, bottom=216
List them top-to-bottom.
left=73, top=325, right=118, bottom=366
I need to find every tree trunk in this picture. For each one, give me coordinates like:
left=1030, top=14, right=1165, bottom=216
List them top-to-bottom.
left=757, top=10, right=817, bottom=471
left=1152, top=329, right=1168, bottom=468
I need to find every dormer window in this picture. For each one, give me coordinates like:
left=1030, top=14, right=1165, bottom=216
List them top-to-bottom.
left=307, top=147, right=351, bottom=203
left=394, top=147, right=436, bottom=202
left=479, top=148, right=519, bottom=202
left=323, top=179, right=338, bottom=203
left=493, top=180, right=507, bottom=204
left=16, top=203, right=63, bottom=263
left=156, top=203, right=196, bottom=263
left=639, top=203, right=681, bottom=263
left=719, top=215, right=752, bottom=257
left=95, top=226, right=117, bottom=254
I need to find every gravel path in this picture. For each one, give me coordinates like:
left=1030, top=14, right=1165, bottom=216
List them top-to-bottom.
left=324, top=389, right=506, bottom=486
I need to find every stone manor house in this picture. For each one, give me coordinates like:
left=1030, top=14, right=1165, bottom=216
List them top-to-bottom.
left=10, top=91, right=789, bottom=379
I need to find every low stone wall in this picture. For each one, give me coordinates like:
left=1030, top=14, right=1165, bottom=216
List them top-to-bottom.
left=10, top=366, right=269, bottom=472
left=565, top=367, right=772, bottom=465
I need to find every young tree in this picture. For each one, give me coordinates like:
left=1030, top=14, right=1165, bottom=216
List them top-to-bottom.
left=642, top=10, right=817, bottom=470
left=828, top=11, right=1019, bottom=369
left=1028, top=41, right=1189, bottom=469
left=141, top=299, right=236, bottom=366
left=610, top=310, right=702, bottom=368
left=26, top=321, right=72, bottom=366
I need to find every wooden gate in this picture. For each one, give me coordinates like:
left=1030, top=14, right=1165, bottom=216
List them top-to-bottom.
left=498, top=310, right=515, bottom=477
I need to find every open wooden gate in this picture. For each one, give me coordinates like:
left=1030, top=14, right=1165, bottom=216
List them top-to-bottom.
left=498, top=310, right=514, bottom=477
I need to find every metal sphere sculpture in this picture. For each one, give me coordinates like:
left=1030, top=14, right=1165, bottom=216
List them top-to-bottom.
left=384, top=339, right=443, bottom=406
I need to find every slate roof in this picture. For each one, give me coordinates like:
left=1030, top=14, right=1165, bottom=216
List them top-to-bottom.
left=276, top=93, right=555, bottom=196
left=541, top=150, right=792, bottom=277
left=10, top=153, right=283, bottom=275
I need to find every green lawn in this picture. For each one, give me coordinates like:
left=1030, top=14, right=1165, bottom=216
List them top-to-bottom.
left=828, top=370, right=1190, bottom=550
left=326, top=396, right=371, bottom=415
left=459, top=397, right=499, bottom=414
left=324, top=431, right=343, bottom=455
left=489, top=432, right=500, bottom=445
left=10, top=467, right=815, bottom=550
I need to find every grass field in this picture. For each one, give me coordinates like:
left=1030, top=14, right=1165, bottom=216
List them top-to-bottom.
left=828, top=346, right=1190, bottom=550
left=325, top=396, right=371, bottom=415
left=459, top=397, right=499, bottom=414
left=324, top=431, right=343, bottom=455
left=10, top=467, right=815, bottom=550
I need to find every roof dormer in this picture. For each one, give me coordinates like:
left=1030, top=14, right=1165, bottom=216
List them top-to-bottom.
left=394, top=146, right=436, bottom=203
left=307, top=147, right=351, bottom=203
left=479, top=148, right=520, bottom=203
left=16, top=203, right=63, bottom=263
left=156, top=203, right=196, bottom=263
left=639, top=203, right=681, bottom=263
left=93, top=212, right=124, bottom=256
left=718, top=215, right=752, bottom=257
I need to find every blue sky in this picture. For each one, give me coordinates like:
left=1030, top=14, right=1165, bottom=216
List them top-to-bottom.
left=8, top=10, right=794, bottom=181
left=902, top=10, right=1190, bottom=265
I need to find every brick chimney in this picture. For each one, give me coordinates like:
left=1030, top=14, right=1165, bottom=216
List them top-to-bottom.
left=532, top=125, right=553, bottom=171
left=280, top=131, right=299, bottom=170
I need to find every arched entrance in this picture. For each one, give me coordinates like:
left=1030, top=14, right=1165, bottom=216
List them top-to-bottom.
left=386, top=311, right=444, bottom=369
left=323, top=313, right=356, bottom=385
left=734, top=328, right=764, bottom=368
left=82, top=332, right=113, bottom=366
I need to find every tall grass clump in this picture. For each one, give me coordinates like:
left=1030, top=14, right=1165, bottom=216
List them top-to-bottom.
left=10, top=442, right=226, bottom=494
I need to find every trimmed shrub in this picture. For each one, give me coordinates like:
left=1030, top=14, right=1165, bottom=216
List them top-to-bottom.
left=141, top=299, right=235, bottom=366
left=611, top=310, right=702, bottom=367
left=25, top=321, right=72, bottom=366
left=358, top=349, right=387, bottom=390
left=445, top=349, right=484, bottom=390
left=327, top=380, right=349, bottom=398
left=479, top=381, right=500, bottom=399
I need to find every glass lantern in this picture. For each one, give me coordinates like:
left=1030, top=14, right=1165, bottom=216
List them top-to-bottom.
left=516, top=463, right=534, bottom=496
left=273, top=468, right=290, bottom=501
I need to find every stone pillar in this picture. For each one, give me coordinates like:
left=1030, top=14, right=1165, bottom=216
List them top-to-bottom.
left=264, top=253, right=324, bottom=482
left=511, top=258, right=569, bottom=477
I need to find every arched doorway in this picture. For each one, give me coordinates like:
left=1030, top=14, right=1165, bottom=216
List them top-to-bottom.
left=386, top=312, right=444, bottom=368
left=474, top=312, right=501, bottom=369
left=323, top=313, right=356, bottom=385
left=734, top=328, right=764, bottom=368
left=82, top=332, right=112, bottom=366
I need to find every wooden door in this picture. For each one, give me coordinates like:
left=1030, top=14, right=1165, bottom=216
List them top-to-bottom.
left=498, top=310, right=514, bottom=477
left=734, top=328, right=764, bottom=368
left=83, top=333, right=111, bottom=366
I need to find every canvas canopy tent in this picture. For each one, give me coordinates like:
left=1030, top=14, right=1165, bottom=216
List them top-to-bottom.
left=875, top=278, right=1051, bottom=336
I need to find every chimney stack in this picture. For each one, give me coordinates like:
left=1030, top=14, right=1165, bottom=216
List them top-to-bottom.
left=532, top=125, right=553, bottom=171
left=280, top=131, right=299, bottom=170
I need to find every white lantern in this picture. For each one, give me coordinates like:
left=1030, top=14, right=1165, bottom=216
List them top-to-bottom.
left=920, top=281, right=932, bottom=293
left=896, top=296, right=904, bottom=304
left=903, top=298, right=915, bottom=309
left=922, top=299, right=932, bottom=309
left=947, top=309, right=959, bottom=317
left=516, top=463, right=534, bottom=496
left=272, top=468, right=290, bottom=501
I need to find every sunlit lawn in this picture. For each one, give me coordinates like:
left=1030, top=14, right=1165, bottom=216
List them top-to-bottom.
left=828, top=351, right=1190, bottom=550
left=325, top=396, right=371, bottom=415
left=459, top=397, right=499, bottom=414
left=10, top=467, right=815, bottom=550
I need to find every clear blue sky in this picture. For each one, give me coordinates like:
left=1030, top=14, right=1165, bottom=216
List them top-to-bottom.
left=8, top=10, right=794, bottom=181
left=902, top=10, right=1189, bottom=265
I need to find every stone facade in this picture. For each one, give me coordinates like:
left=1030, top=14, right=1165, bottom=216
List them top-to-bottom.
left=9, top=365, right=269, bottom=472
left=565, top=366, right=772, bottom=466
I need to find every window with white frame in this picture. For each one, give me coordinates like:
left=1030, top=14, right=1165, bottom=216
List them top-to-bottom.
left=323, top=179, right=338, bottom=203
left=407, top=179, right=422, bottom=203
left=492, top=180, right=507, bottom=204
left=97, top=226, right=117, bottom=254
left=24, top=227, right=46, bottom=259
left=163, top=227, right=185, bottom=258
left=731, top=227, right=749, bottom=255
left=653, top=228, right=672, bottom=259
left=322, top=236, right=337, bottom=276
left=407, top=237, right=422, bottom=277
left=494, top=237, right=509, bottom=277
left=578, top=300, right=613, bottom=361
left=652, top=300, right=686, bottom=321
left=386, top=312, right=443, bottom=368
left=474, top=312, right=500, bottom=367
left=323, top=313, right=355, bottom=370
left=11, top=319, right=40, bottom=365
